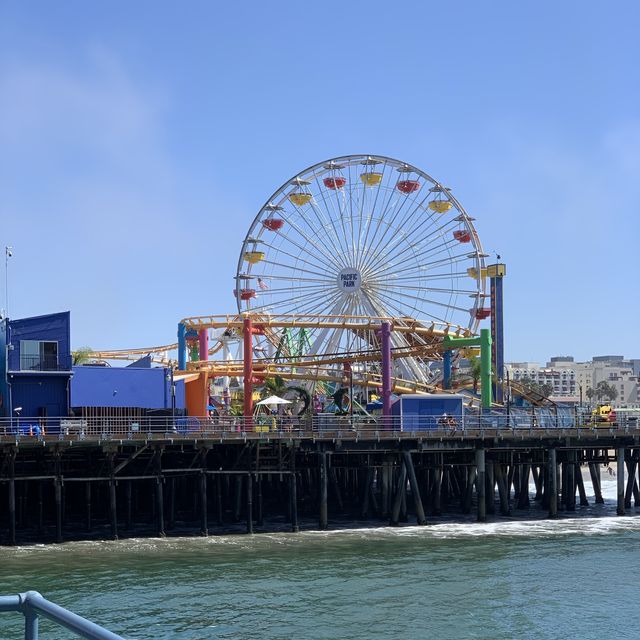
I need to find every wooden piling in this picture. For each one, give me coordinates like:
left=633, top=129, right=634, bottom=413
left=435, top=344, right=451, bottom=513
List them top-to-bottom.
left=617, top=447, right=625, bottom=516
left=548, top=448, right=558, bottom=518
left=154, top=449, right=165, bottom=537
left=319, top=449, right=328, bottom=530
left=476, top=449, right=486, bottom=523
left=403, top=451, right=426, bottom=525
left=565, top=452, right=576, bottom=511
left=108, top=454, right=118, bottom=540
left=624, top=459, right=637, bottom=509
left=381, top=461, right=390, bottom=519
left=390, top=461, right=407, bottom=526
left=588, top=462, right=604, bottom=504
left=486, top=463, right=495, bottom=515
left=517, top=463, right=530, bottom=509
left=495, top=464, right=510, bottom=515
left=576, top=465, right=589, bottom=507
left=433, top=466, right=442, bottom=516
left=463, top=467, right=476, bottom=514
left=200, top=472, right=208, bottom=536
left=246, top=473, right=253, bottom=535
left=216, top=475, right=223, bottom=526
left=234, top=476, right=243, bottom=522
left=168, top=477, right=175, bottom=530
left=8, top=478, right=16, bottom=546
left=54, top=478, right=63, bottom=543
left=82, top=480, right=91, bottom=533
left=37, top=481, right=43, bottom=536
left=126, top=481, right=133, bottom=530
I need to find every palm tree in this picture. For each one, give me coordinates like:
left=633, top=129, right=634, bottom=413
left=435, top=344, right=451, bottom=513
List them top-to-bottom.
left=72, top=347, right=94, bottom=365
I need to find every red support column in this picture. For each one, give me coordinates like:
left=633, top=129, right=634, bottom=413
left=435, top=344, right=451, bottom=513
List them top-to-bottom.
left=243, top=316, right=253, bottom=429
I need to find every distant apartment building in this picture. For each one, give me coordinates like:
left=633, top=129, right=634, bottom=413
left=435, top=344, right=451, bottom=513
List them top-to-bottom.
left=506, top=354, right=639, bottom=407
left=506, top=360, right=577, bottom=398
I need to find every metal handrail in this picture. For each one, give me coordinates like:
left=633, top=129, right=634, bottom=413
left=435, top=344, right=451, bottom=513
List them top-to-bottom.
left=0, top=413, right=638, bottom=442
left=0, top=591, right=123, bottom=640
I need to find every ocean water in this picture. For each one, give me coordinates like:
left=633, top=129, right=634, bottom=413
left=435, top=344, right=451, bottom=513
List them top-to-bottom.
left=1, top=478, right=639, bottom=640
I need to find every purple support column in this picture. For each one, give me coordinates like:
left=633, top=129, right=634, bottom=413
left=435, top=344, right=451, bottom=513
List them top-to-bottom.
left=381, top=321, right=392, bottom=423
left=198, top=328, right=209, bottom=361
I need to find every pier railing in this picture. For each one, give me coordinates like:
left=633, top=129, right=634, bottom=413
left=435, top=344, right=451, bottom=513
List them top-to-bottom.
left=0, top=411, right=637, bottom=442
left=0, top=591, right=123, bottom=640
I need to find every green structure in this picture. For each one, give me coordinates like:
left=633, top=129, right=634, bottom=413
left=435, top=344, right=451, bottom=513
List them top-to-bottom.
left=443, top=328, right=493, bottom=409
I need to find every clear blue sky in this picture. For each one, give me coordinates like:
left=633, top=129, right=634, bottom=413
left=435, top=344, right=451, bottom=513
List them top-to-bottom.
left=1, top=0, right=638, bottom=362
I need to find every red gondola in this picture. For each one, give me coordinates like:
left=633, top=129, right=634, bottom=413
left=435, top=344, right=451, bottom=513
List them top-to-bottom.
left=323, top=176, right=346, bottom=190
left=396, top=180, right=420, bottom=194
left=262, top=218, right=284, bottom=231
left=453, top=230, right=471, bottom=243
left=233, top=288, right=257, bottom=301
left=474, top=308, right=491, bottom=320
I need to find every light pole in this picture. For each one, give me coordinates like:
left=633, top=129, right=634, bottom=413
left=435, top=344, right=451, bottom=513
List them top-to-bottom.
left=504, top=366, right=511, bottom=427
left=578, top=383, right=583, bottom=408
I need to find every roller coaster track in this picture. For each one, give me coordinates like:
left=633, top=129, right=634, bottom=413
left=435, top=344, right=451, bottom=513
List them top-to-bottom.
left=86, top=314, right=470, bottom=366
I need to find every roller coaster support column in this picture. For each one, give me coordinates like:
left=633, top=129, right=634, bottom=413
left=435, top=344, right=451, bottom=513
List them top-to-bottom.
left=488, top=263, right=506, bottom=403
left=243, top=317, right=253, bottom=425
left=381, top=322, right=392, bottom=421
left=177, top=323, right=186, bottom=371
left=198, top=328, right=209, bottom=362
left=443, top=329, right=492, bottom=409
left=443, top=350, right=452, bottom=390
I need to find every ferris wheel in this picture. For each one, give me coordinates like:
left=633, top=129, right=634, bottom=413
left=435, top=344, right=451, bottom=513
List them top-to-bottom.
left=234, top=155, right=488, bottom=383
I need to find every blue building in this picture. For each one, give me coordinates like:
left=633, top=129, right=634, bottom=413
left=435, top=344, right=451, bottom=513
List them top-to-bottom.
left=0, top=312, right=73, bottom=419
left=71, top=362, right=185, bottom=418
left=391, top=394, right=466, bottom=430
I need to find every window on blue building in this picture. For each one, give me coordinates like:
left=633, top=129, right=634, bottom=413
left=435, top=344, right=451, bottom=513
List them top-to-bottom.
left=20, top=340, right=58, bottom=371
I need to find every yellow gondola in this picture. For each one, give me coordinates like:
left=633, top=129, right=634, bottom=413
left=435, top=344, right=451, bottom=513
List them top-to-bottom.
left=360, top=172, right=383, bottom=187
left=289, top=192, right=312, bottom=206
left=428, top=200, right=453, bottom=213
left=243, top=251, right=265, bottom=264
left=467, top=267, right=488, bottom=279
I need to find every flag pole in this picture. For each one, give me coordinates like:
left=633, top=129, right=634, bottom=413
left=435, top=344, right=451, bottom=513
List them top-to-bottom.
left=4, top=246, right=12, bottom=318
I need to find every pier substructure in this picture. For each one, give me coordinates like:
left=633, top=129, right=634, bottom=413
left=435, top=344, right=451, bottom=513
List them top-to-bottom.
left=1, top=429, right=639, bottom=544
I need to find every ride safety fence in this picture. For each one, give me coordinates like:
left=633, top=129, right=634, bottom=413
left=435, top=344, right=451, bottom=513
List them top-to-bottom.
left=0, top=408, right=637, bottom=442
left=0, top=591, right=123, bottom=640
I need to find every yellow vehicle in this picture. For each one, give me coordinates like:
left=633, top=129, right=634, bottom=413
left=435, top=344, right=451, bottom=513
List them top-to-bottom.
left=591, top=404, right=616, bottom=426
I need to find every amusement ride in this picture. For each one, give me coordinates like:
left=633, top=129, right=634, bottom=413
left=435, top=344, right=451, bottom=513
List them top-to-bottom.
left=87, top=154, right=511, bottom=415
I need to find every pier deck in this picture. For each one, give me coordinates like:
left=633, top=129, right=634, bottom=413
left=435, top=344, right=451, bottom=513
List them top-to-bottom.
left=1, top=418, right=638, bottom=545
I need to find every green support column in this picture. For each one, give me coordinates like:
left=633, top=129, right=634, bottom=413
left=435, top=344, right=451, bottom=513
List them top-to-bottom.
left=443, top=329, right=493, bottom=409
